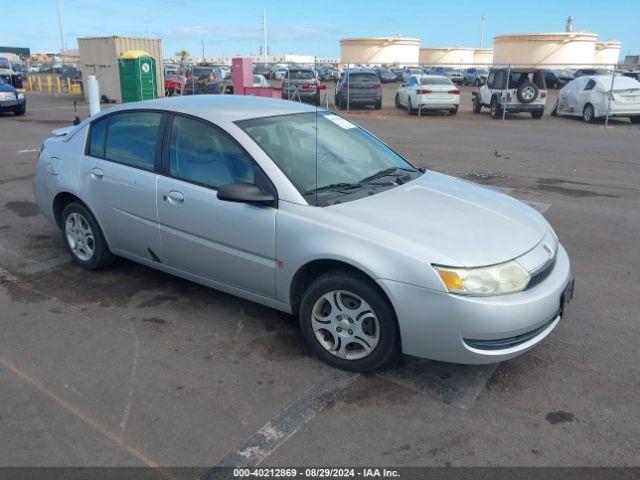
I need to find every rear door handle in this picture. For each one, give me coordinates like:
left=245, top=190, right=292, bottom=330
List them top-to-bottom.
left=90, top=167, right=104, bottom=179
left=166, top=190, right=184, bottom=205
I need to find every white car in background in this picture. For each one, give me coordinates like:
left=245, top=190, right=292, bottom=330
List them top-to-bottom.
left=402, top=67, right=424, bottom=83
left=274, top=68, right=288, bottom=81
left=253, top=74, right=270, bottom=88
left=552, top=74, right=640, bottom=123
left=395, top=75, right=460, bottom=115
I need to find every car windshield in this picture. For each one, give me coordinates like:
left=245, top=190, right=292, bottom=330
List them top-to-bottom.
left=0, top=58, right=11, bottom=69
left=192, top=68, right=212, bottom=77
left=289, top=70, right=315, bottom=80
left=421, top=77, right=453, bottom=85
left=237, top=112, right=422, bottom=206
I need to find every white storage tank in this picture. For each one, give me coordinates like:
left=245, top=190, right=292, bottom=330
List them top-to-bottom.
left=493, top=32, right=598, bottom=68
left=340, top=37, right=420, bottom=65
left=594, top=40, right=621, bottom=68
left=419, top=47, right=475, bottom=67
left=473, top=49, right=494, bottom=66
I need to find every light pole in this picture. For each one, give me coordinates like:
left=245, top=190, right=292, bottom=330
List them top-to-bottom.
left=56, top=0, right=65, bottom=70
left=263, top=8, right=268, bottom=64
left=480, top=13, right=486, bottom=48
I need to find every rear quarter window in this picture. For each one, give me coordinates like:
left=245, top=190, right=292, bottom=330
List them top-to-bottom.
left=88, top=117, right=108, bottom=158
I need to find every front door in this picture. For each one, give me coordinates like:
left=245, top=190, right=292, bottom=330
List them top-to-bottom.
left=156, top=114, right=277, bottom=298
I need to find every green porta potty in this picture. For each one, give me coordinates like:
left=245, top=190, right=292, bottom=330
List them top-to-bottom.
left=118, top=50, right=158, bottom=103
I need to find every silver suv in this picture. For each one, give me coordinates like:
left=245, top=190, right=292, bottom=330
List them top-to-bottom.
left=472, top=68, right=547, bottom=119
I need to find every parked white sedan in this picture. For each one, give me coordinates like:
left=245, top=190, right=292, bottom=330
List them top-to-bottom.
left=253, top=74, right=270, bottom=88
left=552, top=74, right=640, bottom=123
left=395, top=75, right=460, bottom=115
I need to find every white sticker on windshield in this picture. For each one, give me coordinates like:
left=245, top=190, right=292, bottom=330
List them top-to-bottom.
left=323, top=114, right=357, bottom=129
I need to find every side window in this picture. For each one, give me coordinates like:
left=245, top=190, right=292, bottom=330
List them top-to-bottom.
left=493, top=71, right=505, bottom=89
left=487, top=72, right=495, bottom=88
left=408, top=77, right=417, bottom=87
left=584, top=79, right=596, bottom=91
left=104, top=112, right=162, bottom=170
left=169, top=115, right=256, bottom=189
left=88, top=117, right=109, bottom=158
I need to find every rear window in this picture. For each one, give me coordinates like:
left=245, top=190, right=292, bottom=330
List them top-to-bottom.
left=289, top=70, right=315, bottom=80
left=507, top=71, right=545, bottom=88
left=349, top=73, right=378, bottom=82
left=421, top=77, right=453, bottom=86
left=93, top=112, right=162, bottom=171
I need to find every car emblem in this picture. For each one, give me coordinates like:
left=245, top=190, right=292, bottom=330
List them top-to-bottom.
left=542, top=243, right=554, bottom=257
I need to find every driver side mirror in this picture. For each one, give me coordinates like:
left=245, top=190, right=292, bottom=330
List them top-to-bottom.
left=217, top=182, right=275, bottom=206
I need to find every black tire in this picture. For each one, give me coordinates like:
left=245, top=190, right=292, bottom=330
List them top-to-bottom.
left=475, top=79, right=481, bottom=87
left=516, top=81, right=539, bottom=103
left=315, top=94, right=321, bottom=107
left=395, top=94, right=401, bottom=109
left=472, top=94, right=482, bottom=113
left=407, top=97, right=414, bottom=115
left=490, top=97, right=503, bottom=119
left=374, top=100, right=382, bottom=110
left=551, top=100, right=558, bottom=116
left=583, top=103, right=595, bottom=123
left=449, top=105, right=458, bottom=115
left=14, top=106, right=26, bottom=115
left=531, top=109, right=544, bottom=119
left=630, top=115, right=640, bottom=124
left=61, top=202, right=115, bottom=270
left=299, top=270, right=398, bottom=372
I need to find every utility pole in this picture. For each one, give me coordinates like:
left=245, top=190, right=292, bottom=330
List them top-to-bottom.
left=56, top=0, right=65, bottom=69
left=263, top=8, right=268, bottom=63
left=480, top=12, right=486, bottom=48
left=201, top=38, right=205, bottom=61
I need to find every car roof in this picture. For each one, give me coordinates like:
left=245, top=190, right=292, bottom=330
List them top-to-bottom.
left=410, top=74, right=451, bottom=81
left=582, top=74, right=640, bottom=89
left=94, top=95, right=318, bottom=123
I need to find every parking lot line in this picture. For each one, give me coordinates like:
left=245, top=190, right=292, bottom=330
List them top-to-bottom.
left=0, top=357, right=174, bottom=479
left=209, top=371, right=358, bottom=471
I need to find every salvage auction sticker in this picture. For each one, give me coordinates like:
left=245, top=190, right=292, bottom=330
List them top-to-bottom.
left=324, top=114, right=357, bottom=129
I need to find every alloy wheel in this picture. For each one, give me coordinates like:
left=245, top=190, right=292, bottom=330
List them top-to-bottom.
left=65, top=212, right=95, bottom=261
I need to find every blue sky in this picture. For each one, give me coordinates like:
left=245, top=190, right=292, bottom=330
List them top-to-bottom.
left=3, top=0, right=639, bottom=58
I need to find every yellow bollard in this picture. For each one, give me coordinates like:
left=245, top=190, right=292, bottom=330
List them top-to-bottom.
left=28, top=76, right=33, bottom=91
left=37, top=76, right=42, bottom=92
left=56, top=77, right=62, bottom=94
left=66, top=77, right=72, bottom=92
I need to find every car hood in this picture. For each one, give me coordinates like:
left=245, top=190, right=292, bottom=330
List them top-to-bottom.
left=0, top=82, right=17, bottom=93
left=329, top=171, right=547, bottom=267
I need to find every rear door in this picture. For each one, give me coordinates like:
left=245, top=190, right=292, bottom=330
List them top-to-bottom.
left=82, top=110, right=164, bottom=262
left=156, top=114, right=277, bottom=298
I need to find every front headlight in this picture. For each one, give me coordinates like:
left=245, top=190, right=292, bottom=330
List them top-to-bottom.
left=17, top=92, right=25, bottom=99
left=433, top=260, right=530, bottom=295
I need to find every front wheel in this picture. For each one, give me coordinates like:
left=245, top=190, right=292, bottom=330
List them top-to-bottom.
left=472, top=95, right=482, bottom=113
left=14, top=106, right=26, bottom=116
left=61, top=202, right=115, bottom=270
left=299, top=270, right=398, bottom=372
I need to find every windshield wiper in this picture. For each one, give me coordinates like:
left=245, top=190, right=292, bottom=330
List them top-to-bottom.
left=359, top=166, right=418, bottom=184
left=302, top=182, right=362, bottom=195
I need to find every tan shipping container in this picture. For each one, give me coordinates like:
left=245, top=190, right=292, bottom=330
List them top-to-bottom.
left=78, top=36, right=164, bottom=102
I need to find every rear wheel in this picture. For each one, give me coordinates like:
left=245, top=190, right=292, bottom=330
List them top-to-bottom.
left=395, top=94, right=401, bottom=109
left=407, top=97, right=414, bottom=115
left=490, top=97, right=503, bottom=119
left=374, top=100, right=382, bottom=110
left=551, top=100, right=559, bottom=116
left=583, top=103, right=595, bottom=123
left=449, top=105, right=458, bottom=115
left=531, top=109, right=544, bottom=119
left=61, top=202, right=115, bottom=270
left=299, top=270, right=398, bottom=372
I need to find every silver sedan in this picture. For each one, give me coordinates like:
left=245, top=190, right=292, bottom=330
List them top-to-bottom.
left=33, top=95, right=573, bottom=371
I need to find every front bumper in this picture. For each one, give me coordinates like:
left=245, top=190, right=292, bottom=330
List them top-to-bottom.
left=0, top=98, right=25, bottom=112
left=378, top=243, right=572, bottom=364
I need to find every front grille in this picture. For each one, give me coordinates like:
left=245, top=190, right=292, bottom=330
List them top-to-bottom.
left=526, top=258, right=556, bottom=290
left=464, top=316, right=558, bottom=351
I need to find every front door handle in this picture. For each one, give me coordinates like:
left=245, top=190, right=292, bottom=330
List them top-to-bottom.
left=90, top=167, right=104, bottom=179
left=166, top=190, right=184, bottom=205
